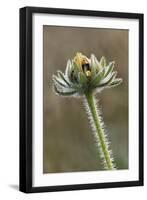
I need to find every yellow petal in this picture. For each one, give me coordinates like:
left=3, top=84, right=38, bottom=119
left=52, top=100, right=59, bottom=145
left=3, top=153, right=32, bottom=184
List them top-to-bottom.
left=73, top=52, right=89, bottom=69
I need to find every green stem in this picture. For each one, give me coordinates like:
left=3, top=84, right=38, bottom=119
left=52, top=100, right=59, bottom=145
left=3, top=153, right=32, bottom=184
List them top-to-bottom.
left=85, top=91, right=115, bottom=170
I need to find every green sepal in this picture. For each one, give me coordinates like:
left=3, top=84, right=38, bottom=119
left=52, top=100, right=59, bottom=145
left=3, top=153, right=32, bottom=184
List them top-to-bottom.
left=91, top=54, right=100, bottom=76
left=100, top=56, right=106, bottom=68
left=65, top=60, right=73, bottom=81
left=72, top=60, right=81, bottom=73
left=104, top=61, right=115, bottom=78
left=91, top=68, right=105, bottom=87
left=57, top=70, right=70, bottom=86
left=98, top=71, right=117, bottom=87
left=78, top=72, right=87, bottom=85
left=52, top=75, right=69, bottom=88
left=109, top=78, right=123, bottom=87
left=53, top=84, right=77, bottom=96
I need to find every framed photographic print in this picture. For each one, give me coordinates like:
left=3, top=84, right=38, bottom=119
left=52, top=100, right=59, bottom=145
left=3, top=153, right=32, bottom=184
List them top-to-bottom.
left=19, top=6, right=144, bottom=193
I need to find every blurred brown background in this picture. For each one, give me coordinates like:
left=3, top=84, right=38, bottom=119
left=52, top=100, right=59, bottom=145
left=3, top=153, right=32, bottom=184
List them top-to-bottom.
left=43, top=25, right=128, bottom=173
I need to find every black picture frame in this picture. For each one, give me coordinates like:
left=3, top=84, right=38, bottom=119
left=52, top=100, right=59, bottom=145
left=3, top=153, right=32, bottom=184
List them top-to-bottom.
left=19, top=6, right=144, bottom=193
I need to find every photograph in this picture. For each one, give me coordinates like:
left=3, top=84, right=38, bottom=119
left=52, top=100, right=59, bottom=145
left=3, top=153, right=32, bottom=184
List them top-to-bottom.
left=43, top=26, right=128, bottom=173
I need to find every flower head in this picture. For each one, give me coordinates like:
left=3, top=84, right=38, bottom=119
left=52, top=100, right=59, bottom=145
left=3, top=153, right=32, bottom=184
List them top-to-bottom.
left=52, top=52, right=122, bottom=97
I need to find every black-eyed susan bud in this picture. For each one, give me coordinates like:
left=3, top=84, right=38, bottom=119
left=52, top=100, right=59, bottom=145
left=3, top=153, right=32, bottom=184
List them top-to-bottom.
left=52, top=52, right=122, bottom=97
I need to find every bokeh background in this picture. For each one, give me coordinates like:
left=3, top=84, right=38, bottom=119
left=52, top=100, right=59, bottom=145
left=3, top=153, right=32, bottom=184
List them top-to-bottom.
left=43, top=25, right=128, bottom=173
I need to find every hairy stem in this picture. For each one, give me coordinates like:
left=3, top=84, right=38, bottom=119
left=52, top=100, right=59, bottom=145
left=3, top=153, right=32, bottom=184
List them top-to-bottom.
left=85, top=91, right=115, bottom=170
